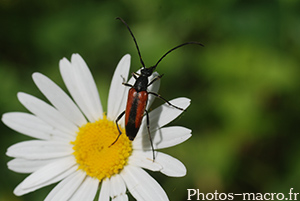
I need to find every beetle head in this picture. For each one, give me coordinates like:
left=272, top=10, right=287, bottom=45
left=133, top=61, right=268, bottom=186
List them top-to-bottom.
left=141, top=66, right=155, bottom=77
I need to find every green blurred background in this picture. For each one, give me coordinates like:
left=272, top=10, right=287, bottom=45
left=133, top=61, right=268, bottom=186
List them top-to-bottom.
left=1, top=0, right=300, bottom=200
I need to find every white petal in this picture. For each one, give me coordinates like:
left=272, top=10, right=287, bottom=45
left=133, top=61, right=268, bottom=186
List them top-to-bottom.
left=60, top=54, right=102, bottom=122
left=71, top=54, right=103, bottom=121
left=107, top=54, right=130, bottom=120
left=59, top=58, right=91, bottom=121
left=146, top=71, right=161, bottom=110
left=32, top=72, right=87, bottom=126
left=17, top=92, right=78, bottom=136
left=136, top=97, right=190, bottom=138
left=149, top=97, right=190, bottom=130
left=2, top=112, right=71, bottom=141
left=133, top=126, right=191, bottom=150
left=154, top=126, right=191, bottom=149
left=7, top=140, right=73, bottom=159
left=128, top=150, right=162, bottom=171
left=128, top=151, right=186, bottom=177
left=155, top=152, right=187, bottom=177
left=19, top=156, right=76, bottom=190
left=8, top=158, right=56, bottom=173
left=14, top=162, right=77, bottom=196
left=121, top=165, right=169, bottom=201
left=45, top=170, right=86, bottom=201
left=109, top=174, right=126, bottom=199
left=69, top=176, right=99, bottom=201
left=99, top=179, right=110, bottom=201
left=113, top=194, right=128, bottom=201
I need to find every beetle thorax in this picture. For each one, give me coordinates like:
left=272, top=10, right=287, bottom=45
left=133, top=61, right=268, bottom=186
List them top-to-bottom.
left=134, top=75, right=148, bottom=92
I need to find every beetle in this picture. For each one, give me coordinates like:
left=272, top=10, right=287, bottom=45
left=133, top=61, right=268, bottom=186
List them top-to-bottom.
left=110, top=17, right=203, bottom=160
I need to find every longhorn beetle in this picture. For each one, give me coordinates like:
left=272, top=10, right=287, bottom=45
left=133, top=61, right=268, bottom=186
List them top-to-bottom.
left=111, top=17, right=203, bottom=160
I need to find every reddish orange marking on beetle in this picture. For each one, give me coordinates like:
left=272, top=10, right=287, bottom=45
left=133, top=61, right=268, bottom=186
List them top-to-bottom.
left=125, top=88, right=148, bottom=129
left=125, top=88, right=135, bottom=125
left=135, top=91, right=148, bottom=128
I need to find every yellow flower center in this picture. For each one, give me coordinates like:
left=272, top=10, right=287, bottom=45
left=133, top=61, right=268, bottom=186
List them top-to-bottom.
left=71, top=115, right=132, bottom=181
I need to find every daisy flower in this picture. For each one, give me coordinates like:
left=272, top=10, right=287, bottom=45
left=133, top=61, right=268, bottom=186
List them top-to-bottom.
left=3, top=53, right=192, bottom=201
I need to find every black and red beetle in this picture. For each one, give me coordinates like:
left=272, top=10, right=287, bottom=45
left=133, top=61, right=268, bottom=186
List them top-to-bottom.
left=111, top=18, right=203, bottom=160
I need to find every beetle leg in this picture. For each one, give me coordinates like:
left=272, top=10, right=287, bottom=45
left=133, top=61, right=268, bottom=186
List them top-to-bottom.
left=121, top=72, right=141, bottom=87
left=122, top=72, right=141, bottom=87
left=132, top=72, right=140, bottom=79
left=148, top=74, right=164, bottom=87
left=120, top=75, right=134, bottom=88
left=122, top=82, right=134, bottom=87
left=148, top=92, right=185, bottom=111
left=145, top=109, right=155, bottom=161
left=109, top=111, right=125, bottom=147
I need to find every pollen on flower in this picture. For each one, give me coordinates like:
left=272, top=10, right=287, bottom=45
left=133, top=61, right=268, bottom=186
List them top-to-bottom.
left=71, top=115, right=132, bottom=181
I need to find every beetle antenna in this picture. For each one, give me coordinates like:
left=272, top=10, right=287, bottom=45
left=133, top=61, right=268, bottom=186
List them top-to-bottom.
left=117, top=17, right=146, bottom=68
left=153, top=41, right=204, bottom=70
